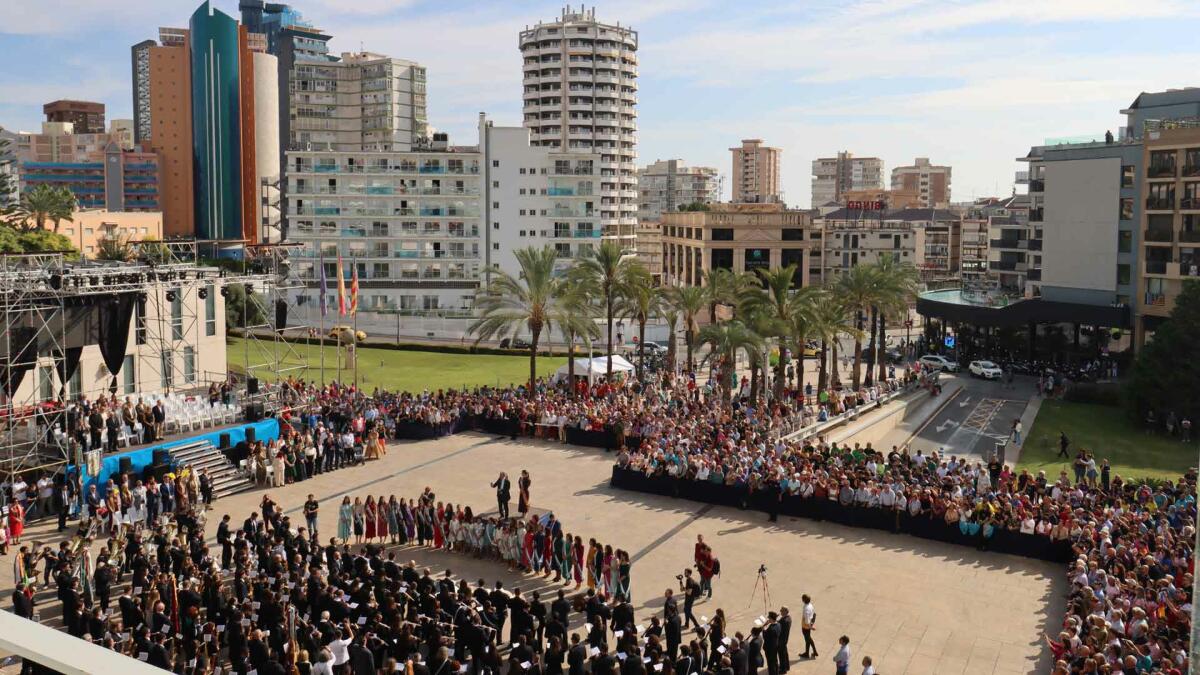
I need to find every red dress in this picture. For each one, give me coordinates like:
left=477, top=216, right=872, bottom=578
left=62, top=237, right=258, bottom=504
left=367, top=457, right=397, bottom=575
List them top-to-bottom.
left=7, top=502, right=24, bottom=539
left=365, top=503, right=377, bottom=539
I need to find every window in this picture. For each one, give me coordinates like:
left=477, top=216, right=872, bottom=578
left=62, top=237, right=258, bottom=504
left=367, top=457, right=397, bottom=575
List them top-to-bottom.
left=492, top=160, right=499, bottom=167
left=1121, top=165, right=1135, bottom=188
left=520, top=168, right=526, bottom=174
left=493, top=181, right=499, bottom=188
left=1119, top=197, right=1133, bottom=221
left=493, top=201, right=499, bottom=208
left=494, top=222, right=500, bottom=229
left=711, top=228, right=733, bottom=241
left=782, top=228, right=804, bottom=241
left=1118, top=230, right=1132, bottom=253
left=1116, top=264, right=1131, bottom=286
left=205, top=283, right=216, bottom=336
left=171, top=291, right=183, bottom=340
left=183, top=347, right=196, bottom=384
left=161, top=352, right=173, bottom=389
left=122, top=355, right=135, bottom=395
left=69, top=367, right=81, bottom=398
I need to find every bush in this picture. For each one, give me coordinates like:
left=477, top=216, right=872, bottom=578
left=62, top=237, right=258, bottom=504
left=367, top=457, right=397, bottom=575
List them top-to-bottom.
left=1063, top=382, right=1122, bottom=406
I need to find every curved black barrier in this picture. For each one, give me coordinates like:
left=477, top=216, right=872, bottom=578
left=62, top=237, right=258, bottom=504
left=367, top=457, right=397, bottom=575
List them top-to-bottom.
left=609, top=466, right=1074, bottom=563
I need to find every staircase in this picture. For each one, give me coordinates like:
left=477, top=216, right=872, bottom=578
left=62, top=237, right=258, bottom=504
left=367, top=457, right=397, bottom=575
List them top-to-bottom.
left=168, top=439, right=254, bottom=499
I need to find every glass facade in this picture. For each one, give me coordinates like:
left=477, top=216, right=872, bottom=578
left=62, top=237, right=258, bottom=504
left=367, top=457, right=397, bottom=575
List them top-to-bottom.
left=190, top=2, right=244, bottom=240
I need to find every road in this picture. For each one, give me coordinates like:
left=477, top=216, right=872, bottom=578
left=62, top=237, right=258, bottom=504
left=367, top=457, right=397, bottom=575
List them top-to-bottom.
left=907, top=373, right=1036, bottom=460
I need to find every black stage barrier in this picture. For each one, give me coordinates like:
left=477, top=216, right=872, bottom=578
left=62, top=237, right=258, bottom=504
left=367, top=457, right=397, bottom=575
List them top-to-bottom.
left=564, top=427, right=620, bottom=449
left=609, top=467, right=1073, bottom=563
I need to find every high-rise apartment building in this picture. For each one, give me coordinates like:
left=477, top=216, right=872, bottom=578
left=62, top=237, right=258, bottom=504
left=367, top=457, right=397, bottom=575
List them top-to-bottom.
left=130, top=1, right=280, bottom=244
left=520, top=7, right=639, bottom=249
left=43, top=100, right=106, bottom=134
left=284, top=115, right=602, bottom=327
left=17, top=125, right=161, bottom=212
left=0, top=126, right=17, bottom=207
left=729, top=139, right=781, bottom=204
left=811, top=152, right=884, bottom=208
left=891, top=157, right=951, bottom=208
left=636, top=159, right=719, bottom=221
left=819, top=207, right=961, bottom=285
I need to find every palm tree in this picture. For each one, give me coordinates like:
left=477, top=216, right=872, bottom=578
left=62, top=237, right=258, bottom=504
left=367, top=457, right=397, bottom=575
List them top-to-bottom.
left=18, top=184, right=75, bottom=233
left=95, top=233, right=134, bottom=262
left=570, top=240, right=635, bottom=380
left=470, top=246, right=562, bottom=399
left=872, top=257, right=919, bottom=382
left=616, top=263, right=658, bottom=381
left=836, top=264, right=879, bottom=389
left=740, top=265, right=818, bottom=399
left=704, top=267, right=738, bottom=323
left=551, top=277, right=600, bottom=395
left=668, top=285, right=707, bottom=373
left=786, top=293, right=818, bottom=391
left=808, top=293, right=859, bottom=392
left=662, top=303, right=680, bottom=379
left=741, top=307, right=776, bottom=402
left=698, top=320, right=761, bottom=403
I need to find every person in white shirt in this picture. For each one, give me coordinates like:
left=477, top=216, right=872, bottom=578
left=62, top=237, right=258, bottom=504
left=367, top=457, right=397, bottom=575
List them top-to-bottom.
left=36, top=475, right=54, bottom=518
left=800, top=596, right=818, bottom=658
left=329, top=622, right=354, bottom=666
left=832, top=635, right=851, bottom=675
left=860, top=655, right=875, bottom=675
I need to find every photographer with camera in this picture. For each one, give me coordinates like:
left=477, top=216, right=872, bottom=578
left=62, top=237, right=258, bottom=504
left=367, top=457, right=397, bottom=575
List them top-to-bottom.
left=677, top=568, right=701, bottom=629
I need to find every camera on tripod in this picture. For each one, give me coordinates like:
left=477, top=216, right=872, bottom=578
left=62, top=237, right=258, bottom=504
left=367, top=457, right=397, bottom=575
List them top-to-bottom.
left=757, top=564, right=767, bottom=577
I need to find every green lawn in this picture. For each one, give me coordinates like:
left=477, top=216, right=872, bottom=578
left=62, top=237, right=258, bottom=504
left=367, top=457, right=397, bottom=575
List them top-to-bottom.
left=227, top=338, right=567, bottom=393
left=1018, top=399, right=1196, bottom=483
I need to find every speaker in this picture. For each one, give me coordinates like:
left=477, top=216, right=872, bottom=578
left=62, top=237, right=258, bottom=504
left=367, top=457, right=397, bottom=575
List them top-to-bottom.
left=247, top=377, right=260, bottom=395
left=244, top=405, right=264, bottom=423
left=245, top=426, right=258, bottom=443
left=219, top=433, right=231, bottom=450
left=152, top=449, right=170, bottom=466
left=118, top=456, right=133, bottom=475
left=142, top=463, right=161, bottom=482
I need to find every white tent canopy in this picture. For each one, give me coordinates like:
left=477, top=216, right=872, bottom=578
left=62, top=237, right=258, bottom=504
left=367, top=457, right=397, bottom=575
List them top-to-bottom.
left=553, top=355, right=635, bottom=383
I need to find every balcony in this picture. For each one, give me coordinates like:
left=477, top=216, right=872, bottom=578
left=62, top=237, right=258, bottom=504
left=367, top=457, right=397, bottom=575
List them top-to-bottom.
left=1148, top=163, right=1177, bottom=178
left=1184, top=164, right=1200, bottom=178
left=1028, top=179, right=1044, bottom=192
left=1146, top=197, right=1175, bottom=211
left=1182, top=197, right=1200, bottom=210
left=1028, top=208, right=1044, bottom=222
left=1144, top=228, right=1175, bottom=243
left=1181, top=230, right=1200, bottom=243
left=989, top=238, right=1025, bottom=249
left=1028, top=238, right=1043, bottom=251
left=989, top=260, right=1023, bottom=271
left=1145, top=260, right=1168, bottom=275
left=1027, top=268, right=1041, bottom=281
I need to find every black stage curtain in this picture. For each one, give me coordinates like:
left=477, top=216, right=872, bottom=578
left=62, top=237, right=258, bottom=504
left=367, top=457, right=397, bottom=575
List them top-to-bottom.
left=98, top=294, right=136, bottom=393
left=275, top=299, right=289, bottom=330
left=2, top=325, right=39, bottom=396
left=54, top=346, right=84, bottom=399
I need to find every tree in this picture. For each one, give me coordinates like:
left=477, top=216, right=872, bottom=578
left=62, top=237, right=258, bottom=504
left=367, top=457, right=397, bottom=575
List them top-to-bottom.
left=0, top=136, right=18, bottom=219
left=16, top=184, right=75, bottom=233
left=677, top=202, right=711, bottom=212
left=16, top=228, right=77, bottom=257
left=95, top=233, right=134, bottom=262
left=570, top=240, right=637, bottom=380
left=470, top=246, right=562, bottom=399
left=871, top=257, right=919, bottom=382
left=617, top=263, right=658, bottom=381
left=836, top=264, right=879, bottom=389
left=739, top=265, right=818, bottom=398
left=704, top=268, right=755, bottom=323
left=550, top=277, right=600, bottom=396
left=1127, top=280, right=1200, bottom=421
left=225, top=283, right=268, bottom=329
left=668, top=285, right=707, bottom=373
left=808, top=292, right=859, bottom=392
left=698, top=320, right=762, bottom=403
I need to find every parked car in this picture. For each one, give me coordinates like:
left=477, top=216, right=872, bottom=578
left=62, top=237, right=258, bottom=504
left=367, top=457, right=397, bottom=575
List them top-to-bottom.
left=499, top=337, right=531, bottom=349
left=636, top=341, right=668, bottom=354
left=885, top=347, right=905, bottom=364
left=919, top=354, right=959, bottom=372
left=969, top=360, right=1003, bottom=379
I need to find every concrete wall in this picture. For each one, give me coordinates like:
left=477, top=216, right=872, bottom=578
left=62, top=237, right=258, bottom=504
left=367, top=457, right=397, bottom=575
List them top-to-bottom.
left=253, top=51, right=280, bottom=241
left=1041, top=156, right=1121, bottom=295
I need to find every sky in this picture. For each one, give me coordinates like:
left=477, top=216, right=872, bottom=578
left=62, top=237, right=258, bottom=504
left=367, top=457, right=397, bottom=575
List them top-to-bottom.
left=2, top=0, right=1199, bottom=207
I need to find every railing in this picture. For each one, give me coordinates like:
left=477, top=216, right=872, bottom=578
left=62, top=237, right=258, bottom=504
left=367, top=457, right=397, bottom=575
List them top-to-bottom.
left=296, top=164, right=480, bottom=175
left=1148, top=164, right=1177, bottom=178
left=1183, top=164, right=1200, bottom=177
left=1028, top=179, right=1044, bottom=192
left=1146, top=198, right=1175, bottom=210
left=1181, top=198, right=1200, bottom=210
left=1028, top=208, right=1043, bottom=222
left=1144, top=228, right=1175, bottom=242
left=1180, top=230, right=1200, bottom=243
left=989, top=238, right=1024, bottom=249
left=1028, top=239, right=1043, bottom=251
left=1145, top=260, right=1168, bottom=275
left=1027, top=268, right=1041, bottom=281
left=1145, top=292, right=1167, bottom=306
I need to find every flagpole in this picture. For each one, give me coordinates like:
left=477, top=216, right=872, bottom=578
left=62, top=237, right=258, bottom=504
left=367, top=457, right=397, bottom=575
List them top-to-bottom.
left=319, top=255, right=327, bottom=388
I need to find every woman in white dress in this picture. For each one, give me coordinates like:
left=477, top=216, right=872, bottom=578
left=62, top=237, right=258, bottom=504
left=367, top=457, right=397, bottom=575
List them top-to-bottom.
left=131, top=479, right=148, bottom=532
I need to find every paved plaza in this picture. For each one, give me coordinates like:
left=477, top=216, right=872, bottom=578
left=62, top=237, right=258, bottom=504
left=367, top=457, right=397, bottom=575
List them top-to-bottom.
left=6, top=429, right=1064, bottom=674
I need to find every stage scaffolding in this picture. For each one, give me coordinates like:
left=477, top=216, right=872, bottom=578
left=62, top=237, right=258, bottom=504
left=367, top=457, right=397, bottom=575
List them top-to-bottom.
left=0, top=241, right=312, bottom=495
left=235, top=242, right=311, bottom=413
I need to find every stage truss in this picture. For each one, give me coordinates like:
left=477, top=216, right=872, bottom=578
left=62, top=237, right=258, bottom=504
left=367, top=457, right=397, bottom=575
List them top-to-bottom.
left=234, top=242, right=311, bottom=413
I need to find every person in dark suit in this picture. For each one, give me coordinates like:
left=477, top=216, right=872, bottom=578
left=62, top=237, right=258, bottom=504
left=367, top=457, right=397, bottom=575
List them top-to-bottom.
left=152, top=401, right=166, bottom=441
left=87, top=408, right=104, bottom=452
left=105, top=412, right=120, bottom=453
left=199, top=469, right=213, bottom=507
left=491, top=472, right=511, bottom=518
left=55, top=480, right=71, bottom=532
left=217, top=514, right=233, bottom=570
left=11, top=585, right=34, bottom=619
left=776, top=607, right=792, bottom=673
left=763, top=613, right=781, bottom=675
left=147, top=633, right=170, bottom=669
left=567, top=633, right=587, bottom=675
left=349, top=636, right=377, bottom=675
left=730, top=637, right=749, bottom=675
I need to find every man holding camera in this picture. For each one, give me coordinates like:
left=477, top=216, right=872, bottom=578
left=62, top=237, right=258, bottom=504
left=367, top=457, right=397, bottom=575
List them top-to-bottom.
left=679, top=568, right=700, bottom=629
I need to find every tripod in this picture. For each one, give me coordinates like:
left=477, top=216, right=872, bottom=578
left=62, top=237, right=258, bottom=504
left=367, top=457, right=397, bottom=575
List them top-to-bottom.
left=747, top=571, right=771, bottom=612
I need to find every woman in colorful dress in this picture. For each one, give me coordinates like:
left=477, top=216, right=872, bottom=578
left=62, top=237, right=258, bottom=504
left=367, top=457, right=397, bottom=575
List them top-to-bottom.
left=517, top=470, right=531, bottom=517
left=376, top=494, right=389, bottom=542
left=337, top=496, right=352, bottom=543
left=352, top=496, right=365, bottom=545
left=364, top=496, right=378, bottom=542
left=386, top=496, right=400, bottom=545
left=6, top=499, right=24, bottom=545
left=403, top=499, right=416, bottom=544
left=432, top=502, right=445, bottom=549
left=556, top=529, right=572, bottom=584
left=572, top=535, right=585, bottom=589
left=585, top=539, right=599, bottom=591
left=601, top=544, right=615, bottom=597
left=616, top=549, right=632, bottom=601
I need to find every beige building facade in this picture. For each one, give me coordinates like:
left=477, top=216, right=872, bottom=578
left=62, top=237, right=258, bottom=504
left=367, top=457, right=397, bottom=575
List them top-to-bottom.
left=1137, top=126, right=1200, bottom=331
left=729, top=139, right=781, bottom=204
left=811, top=151, right=884, bottom=208
left=890, top=157, right=952, bottom=208
left=661, top=203, right=813, bottom=288
left=821, top=207, right=961, bottom=284
left=57, top=210, right=165, bottom=258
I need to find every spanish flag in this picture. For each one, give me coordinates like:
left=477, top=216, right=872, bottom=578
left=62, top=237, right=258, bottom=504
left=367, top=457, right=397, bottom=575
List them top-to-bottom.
left=336, top=254, right=347, bottom=316
left=350, top=264, right=359, bottom=316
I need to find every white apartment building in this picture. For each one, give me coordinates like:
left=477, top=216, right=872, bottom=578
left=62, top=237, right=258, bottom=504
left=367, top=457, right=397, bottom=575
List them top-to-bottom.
left=520, top=7, right=639, bottom=249
left=289, top=51, right=427, bottom=153
left=284, top=115, right=601, bottom=331
left=811, top=152, right=884, bottom=208
left=636, top=159, right=719, bottom=221
left=821, top=207, right=961, bottom=284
